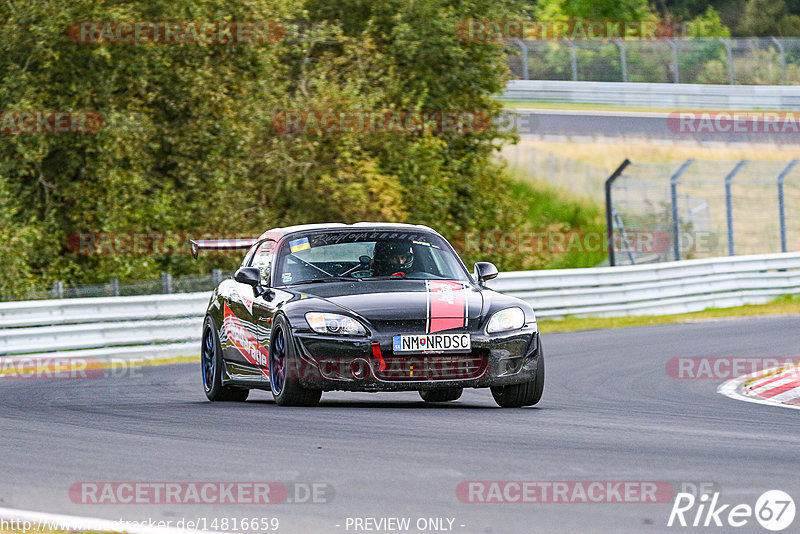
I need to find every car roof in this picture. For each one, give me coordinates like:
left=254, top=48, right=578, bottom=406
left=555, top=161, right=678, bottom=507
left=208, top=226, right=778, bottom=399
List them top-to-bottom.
left=256, top=222, right=439, bottom=242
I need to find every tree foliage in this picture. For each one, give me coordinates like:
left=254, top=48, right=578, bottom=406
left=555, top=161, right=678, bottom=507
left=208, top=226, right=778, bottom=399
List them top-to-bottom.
left=1, top=0, right=547, bottom=296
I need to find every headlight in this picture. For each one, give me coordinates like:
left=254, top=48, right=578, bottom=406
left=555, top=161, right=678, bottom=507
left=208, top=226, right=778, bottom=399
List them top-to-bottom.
left=486, top=307, right=525, bottom=334
left=305, top=312, right=366, bottom=336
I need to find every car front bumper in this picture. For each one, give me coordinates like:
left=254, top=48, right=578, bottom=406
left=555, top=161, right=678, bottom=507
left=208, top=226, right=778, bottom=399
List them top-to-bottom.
left=289, top=327, right=541, bottom=392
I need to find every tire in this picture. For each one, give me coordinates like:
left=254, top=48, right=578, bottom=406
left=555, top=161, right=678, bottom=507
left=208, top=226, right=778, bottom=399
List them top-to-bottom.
left=269, top=315, right=322, bottom=407
left=202, top=316, right=250, bottom=402
left=491, top=342, right=545, bottom=408
left=419, top=388, right=463, bottom=403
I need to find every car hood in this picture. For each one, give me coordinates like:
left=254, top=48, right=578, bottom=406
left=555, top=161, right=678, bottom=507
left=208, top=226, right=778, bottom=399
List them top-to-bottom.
left=292, top=280, right=483, bottom=333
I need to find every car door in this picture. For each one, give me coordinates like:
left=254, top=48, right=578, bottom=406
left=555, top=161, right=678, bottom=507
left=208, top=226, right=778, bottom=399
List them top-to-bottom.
left=222, top=239, right=275, bottom=380
left=248, top=239, right=295, bottom=371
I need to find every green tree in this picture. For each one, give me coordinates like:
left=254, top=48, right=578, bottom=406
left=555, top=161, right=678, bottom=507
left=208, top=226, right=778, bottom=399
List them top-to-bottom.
left=0, top=0, right=545, bottom=296
left=740, top=0, right=789, bottom=35
left=686, top=6, right=731, bottom=36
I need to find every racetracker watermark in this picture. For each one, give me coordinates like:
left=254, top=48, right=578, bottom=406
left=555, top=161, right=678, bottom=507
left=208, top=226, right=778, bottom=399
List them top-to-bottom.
left=456, top=20, right=673, bottom=41
left=68, top=21, right=285, bottom=44
left=272, top=110, right=491, bottom=134
left=1, top=111, right=103, bottom=134
left=667, top=112, right=800, bottom=134
left=451, top=230, right=673, bottom=255
left=67, top=232, right=255, bottom=255
left=0, top=357, right=143, bottom=380
left=666, top=357, right=800, bottom=379
left=456, top=481, right=674, bottom=503
left=69, top=482, right=333, bottom=504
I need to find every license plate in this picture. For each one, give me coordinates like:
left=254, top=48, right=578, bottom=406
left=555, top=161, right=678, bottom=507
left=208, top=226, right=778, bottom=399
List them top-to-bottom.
left=392, top=333, right=471, bottom=353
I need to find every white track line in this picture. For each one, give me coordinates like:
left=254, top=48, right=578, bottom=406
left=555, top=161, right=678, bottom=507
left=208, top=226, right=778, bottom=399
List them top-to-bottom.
left=717, top=368, right=800, bottom=411
left=0, top=506, right=215, bottom=534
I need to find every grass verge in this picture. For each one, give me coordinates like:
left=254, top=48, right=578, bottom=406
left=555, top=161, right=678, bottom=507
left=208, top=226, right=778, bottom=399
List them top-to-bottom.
left=539, top=294, right=800, bottom=333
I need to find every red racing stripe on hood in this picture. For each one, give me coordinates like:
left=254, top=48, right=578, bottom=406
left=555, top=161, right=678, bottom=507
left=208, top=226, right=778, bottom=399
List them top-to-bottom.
left=427, top=280, right=468, bottom=333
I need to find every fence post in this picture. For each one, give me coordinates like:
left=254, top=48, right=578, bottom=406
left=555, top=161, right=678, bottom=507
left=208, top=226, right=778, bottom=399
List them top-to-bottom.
left=719, top=37, right=734, bottom=85
left=771, top=37, right=787, bottom=85
left=565, top=38, right=578, bottom=81
left=613, top=38, right=628, bottom=82
left=515, top=39, right=529, bottom=80
left=667, top=39, right=679, bottom=83
left=605, top=159, right=631, bottom=266
left=669, top=159, right=695, bottom=261
left=724, top=159, right=748, bottom=256
left=777, top=159, right=799, bottom=253
left=212, top=269, right=223, bottom=286
left=162, top=272, right=173, bottom=294
left=109, top=278, right=120, bottom=297
left=52, top=280, right=64, bottom=299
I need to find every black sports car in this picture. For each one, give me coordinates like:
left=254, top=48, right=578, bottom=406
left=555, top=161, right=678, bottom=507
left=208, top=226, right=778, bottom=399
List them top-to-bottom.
left=192, top=223, right=544, bottom=407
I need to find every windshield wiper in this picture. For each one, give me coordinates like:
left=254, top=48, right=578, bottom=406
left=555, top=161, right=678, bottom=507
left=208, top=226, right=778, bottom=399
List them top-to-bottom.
left=290, top=277, right=360, bottom=285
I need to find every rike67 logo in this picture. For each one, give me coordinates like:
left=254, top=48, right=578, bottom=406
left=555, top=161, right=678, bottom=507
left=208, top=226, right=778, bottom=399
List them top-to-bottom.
left=668, top=490, right=795, bottom=531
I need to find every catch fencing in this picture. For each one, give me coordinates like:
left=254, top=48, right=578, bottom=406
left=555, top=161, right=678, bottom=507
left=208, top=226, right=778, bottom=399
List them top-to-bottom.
left=507, top=37, right=800, bottom=85
left=607, top=158, right=800, bottom=265
left=1, top=252, right=799, bottom=361
left=8, top=270, right=231, bottom=302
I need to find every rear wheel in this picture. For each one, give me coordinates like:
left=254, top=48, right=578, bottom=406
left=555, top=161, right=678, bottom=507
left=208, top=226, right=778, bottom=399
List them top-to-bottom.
left=202, top=316, right=249, bottom=402
left=269, top=316, right=322, bottom=407
left=491, top=343, right=545, bottom=408
left=419, top=388, right=463, bottom=403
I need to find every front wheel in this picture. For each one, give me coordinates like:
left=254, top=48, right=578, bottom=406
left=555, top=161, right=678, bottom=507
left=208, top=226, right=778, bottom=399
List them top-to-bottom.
left=269, top=315, right=322, bottom=407
left=202, top=316, right=249, bottom=402
left=491, top=344, right=545, bottom=408
left=419, top=388, right=463, bottom=403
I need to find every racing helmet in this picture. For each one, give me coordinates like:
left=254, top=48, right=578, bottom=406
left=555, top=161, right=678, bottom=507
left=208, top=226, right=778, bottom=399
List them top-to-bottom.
left=372, top=241, right=414, bottom=274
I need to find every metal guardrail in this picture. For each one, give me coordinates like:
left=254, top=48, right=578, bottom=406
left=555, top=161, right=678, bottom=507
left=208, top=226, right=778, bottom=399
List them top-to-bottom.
left=501, top=80, right=800, bottom=110
left=1, top=252, right=798, bottom=361
left=489, top=252, right=800, bottom=317
left=0, top=293, right=208, bottom=360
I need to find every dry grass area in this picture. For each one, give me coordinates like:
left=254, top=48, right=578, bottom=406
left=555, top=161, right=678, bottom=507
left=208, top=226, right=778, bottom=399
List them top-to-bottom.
left=517, top=138, right=798, bottom=170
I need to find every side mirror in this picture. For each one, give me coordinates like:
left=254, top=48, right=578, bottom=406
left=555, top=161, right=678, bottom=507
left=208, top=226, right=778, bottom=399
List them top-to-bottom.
left=474, top=262, right=498, bottom=285
left=234, top=267, right=261, bottom=287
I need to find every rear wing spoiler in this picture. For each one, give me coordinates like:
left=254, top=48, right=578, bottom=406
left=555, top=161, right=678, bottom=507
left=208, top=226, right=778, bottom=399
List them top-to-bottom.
left=190, top=238, right=257, bottom=259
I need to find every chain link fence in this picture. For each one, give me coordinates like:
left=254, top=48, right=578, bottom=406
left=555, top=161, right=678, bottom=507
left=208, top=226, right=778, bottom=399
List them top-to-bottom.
left=507, top=37, right=800, bottom=85
left=607, top=158, right=800, bottom=265
left=5, top=270, right=232, bottom=302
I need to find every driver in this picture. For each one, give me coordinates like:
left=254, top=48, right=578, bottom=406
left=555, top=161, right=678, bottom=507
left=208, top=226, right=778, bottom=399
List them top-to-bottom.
left=372, top=241, right=415, bottom=276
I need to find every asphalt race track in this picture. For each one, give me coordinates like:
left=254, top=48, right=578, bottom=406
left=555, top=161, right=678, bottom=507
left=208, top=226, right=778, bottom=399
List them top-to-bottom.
left=1, top=315, right=799, bottom=533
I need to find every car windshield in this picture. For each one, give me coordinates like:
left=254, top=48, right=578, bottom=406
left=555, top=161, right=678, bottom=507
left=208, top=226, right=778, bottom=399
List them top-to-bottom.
left=274, top=230, right=470, bottom=285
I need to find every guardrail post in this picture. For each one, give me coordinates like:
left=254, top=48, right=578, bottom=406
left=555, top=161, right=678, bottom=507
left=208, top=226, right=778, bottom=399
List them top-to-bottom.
left=771, top=37, right=787, bottom=85
left=565, top=38, right=578, bottom=81
left=613, top=38, right=628, bottom=82
left=719, top=38, right=734, bottom=85
left=515, top=39, right=529, bottom=80
left=667, top=39, right=679, bottom=83
left=605, top=158, right=632, bottom=266
left=669, top=159, right=695, bottom=261
left=724, top=159, right=748, bottom=256
left=777, top=159, right=799, bottom=253
left=212, top=269, right=223, bottom=286
left=162, top=272, right=173, bottom=294
left=109, top=278, right=120, bottom=297
left=51, top=280, right=64, bottom=299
